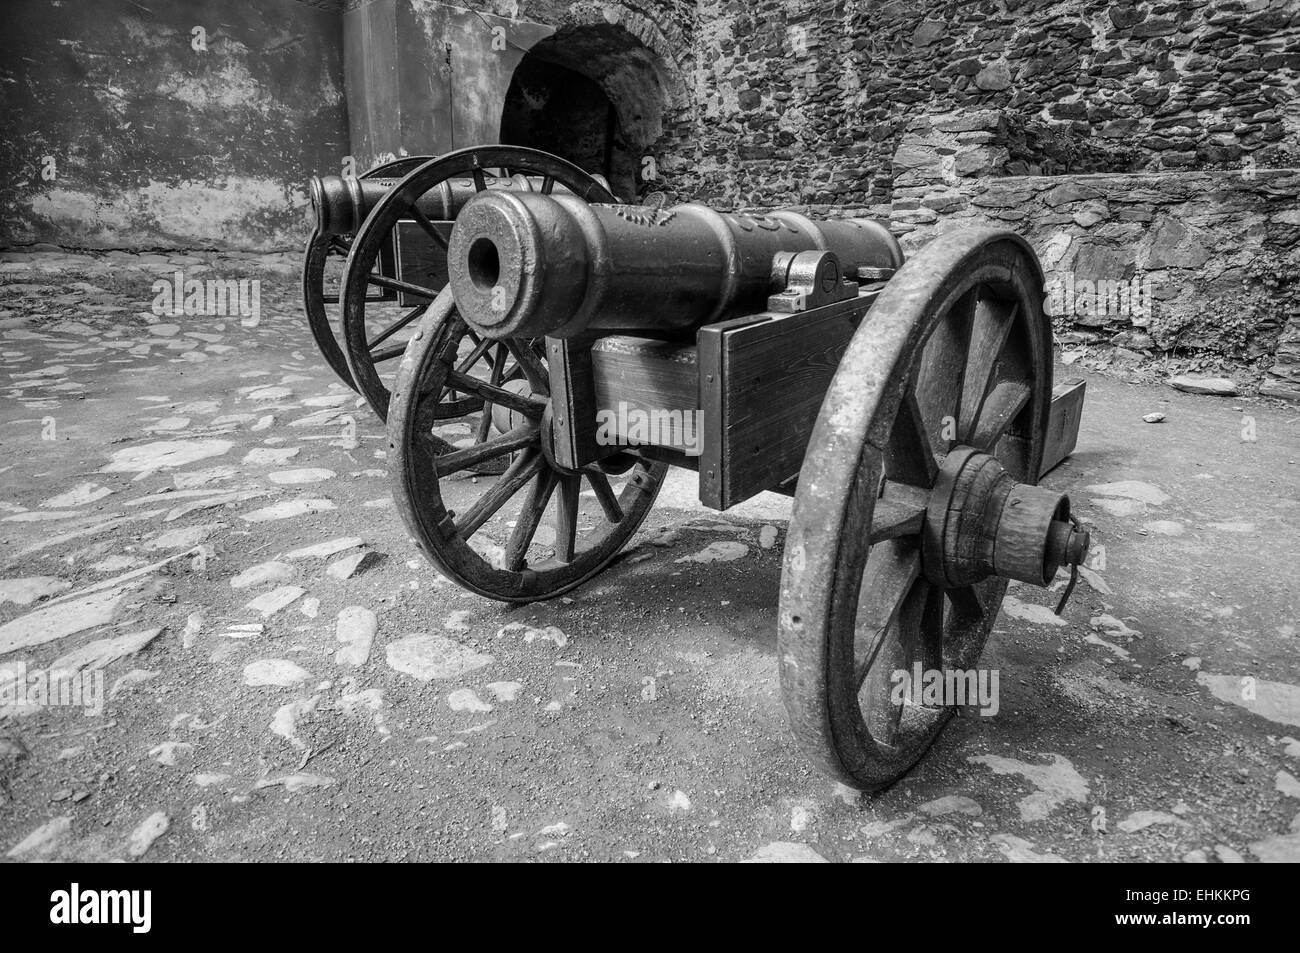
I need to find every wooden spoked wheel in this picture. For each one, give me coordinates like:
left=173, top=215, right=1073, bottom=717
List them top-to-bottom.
left=341, top=146, right=616, bottom=422
left=301, top=155, right=432, bottom=392
left=778, top=229, right=1052, bottom=791
left=389, top=286, right=521, bottom=475
left=387, top=307, right=668, bottom=602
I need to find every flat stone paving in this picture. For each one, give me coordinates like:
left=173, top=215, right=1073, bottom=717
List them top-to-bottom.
left=0, top=249, right=1297, bottom=862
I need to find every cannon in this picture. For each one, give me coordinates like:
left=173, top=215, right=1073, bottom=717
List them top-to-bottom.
left=329, top=145, right=1090, bottom=790
left=300, top=147, right=614, bottom=421
left=302, top=154, right=433, bottom=397
left=309, top=170, right=609, bottom=237
left=448, top=191, right=902, bottom=339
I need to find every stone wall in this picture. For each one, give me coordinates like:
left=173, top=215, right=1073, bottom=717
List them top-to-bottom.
left=0, top=0, right=350, bottom=250
left=3, top=0, right=1297, bottom=388
left=5, top=0, right=1298, bottom=246
left=658, top=0, right=1300, bottom=395
left=673, top=0, right=1300, bottom=211
left=883, top=109, right=1300, bottom=397
left=894, top=124, right=1300, bottom=395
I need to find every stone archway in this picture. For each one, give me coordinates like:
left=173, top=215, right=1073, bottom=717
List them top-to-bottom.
left=342, top=2, right=690, bottom=194
left=497, top=21, right=687, bottom=200
left=499, top=52, right=623, bottom=192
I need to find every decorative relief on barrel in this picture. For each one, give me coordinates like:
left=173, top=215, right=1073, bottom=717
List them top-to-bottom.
left=613, top=205, right=676, bottom=226
left=733, top=215, right=790, bottom=233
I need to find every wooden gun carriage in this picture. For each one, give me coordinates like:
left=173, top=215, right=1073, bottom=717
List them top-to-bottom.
left=300, top=145, right=1089, bottom=790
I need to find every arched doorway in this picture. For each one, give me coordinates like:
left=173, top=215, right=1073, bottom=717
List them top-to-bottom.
left=498, top=24, right=677, bottom=201
left=499, top=57, right=624, bottom=193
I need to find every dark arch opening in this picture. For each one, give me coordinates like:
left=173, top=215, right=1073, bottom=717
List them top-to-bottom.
left=498, top=25, right=675, bottom=201
left=499, top=57, right=628, bottom=196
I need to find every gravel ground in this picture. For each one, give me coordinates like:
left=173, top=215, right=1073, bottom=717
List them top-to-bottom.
left=1, top=248, right=1298, bottom=863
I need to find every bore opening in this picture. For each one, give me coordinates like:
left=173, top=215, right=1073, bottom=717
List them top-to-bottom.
left=467, top=238, right=501, bottom=292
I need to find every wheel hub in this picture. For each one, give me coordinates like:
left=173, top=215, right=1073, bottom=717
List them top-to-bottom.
left=490, top=378, right=538, bottom=434
left=490, top=386, right=576, bottom=477
left=921, top=446, right=1089, bottom=591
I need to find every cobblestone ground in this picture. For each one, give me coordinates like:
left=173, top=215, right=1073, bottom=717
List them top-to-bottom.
left=1, top=247, right=1298, bottom=863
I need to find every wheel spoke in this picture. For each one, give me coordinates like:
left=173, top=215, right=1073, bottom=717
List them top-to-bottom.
left=472, top=167, right=488, bottom=192
left=540, top=175, right=555, bottom=195
left=408, top=204, right=449, bottom=251
left=329, top=236, right=351, bottom=255
left=366, top=272, right=439, bottom=301
left=914, top=288, right=976, bottom=456
left=958, top=299, right=1018, bottom=443
left=367, top=304, right=427, bottom=350
left=455, top=336, right=496, bottom=376
left=505, top=339, right=550, bottom=395
left=370, top=342, right=406, bottom=363
left=487, top=342, right=510, bottom=385
left=473, top=345, right=510, bottom=443
left=446, top=369, right=547, bottom=417
left=970, top=379, right=1031, bottom=449
left=885, top=390, right=938, bottom=488
left=473, top=404, right=494, bottom=444
left=433, top=425, right=537, bottom=476
left=457, top=450, right=545, bottom=539
left=504, top=469, right=558, bottom=571
left=585, top=469, right=623, bottom=523
left=554, top=475, right=580, bottom=563
left=870, top=482, right=929, bottom=543
left=853, top=541, right=921, bottom=689
left=862, top=578, right=941, bottom=745
left=904, top=581, right=945, bottom=677
left=946, top=585, right=985, bottom=620
left=864, top=655, right=907, bottom=746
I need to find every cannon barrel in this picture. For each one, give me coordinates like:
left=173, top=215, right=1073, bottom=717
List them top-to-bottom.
left=308, top=172, right=611, bottom=235
left=446, top=192, right=904, bottom=339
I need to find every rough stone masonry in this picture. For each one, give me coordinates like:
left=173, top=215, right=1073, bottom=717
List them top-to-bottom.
left=2, top=0, right=1299, bottom=392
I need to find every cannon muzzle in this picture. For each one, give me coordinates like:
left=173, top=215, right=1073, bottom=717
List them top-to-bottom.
left=308, top=172, right=611, bottom=236
left=447, top=192, right=904, bottom=339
